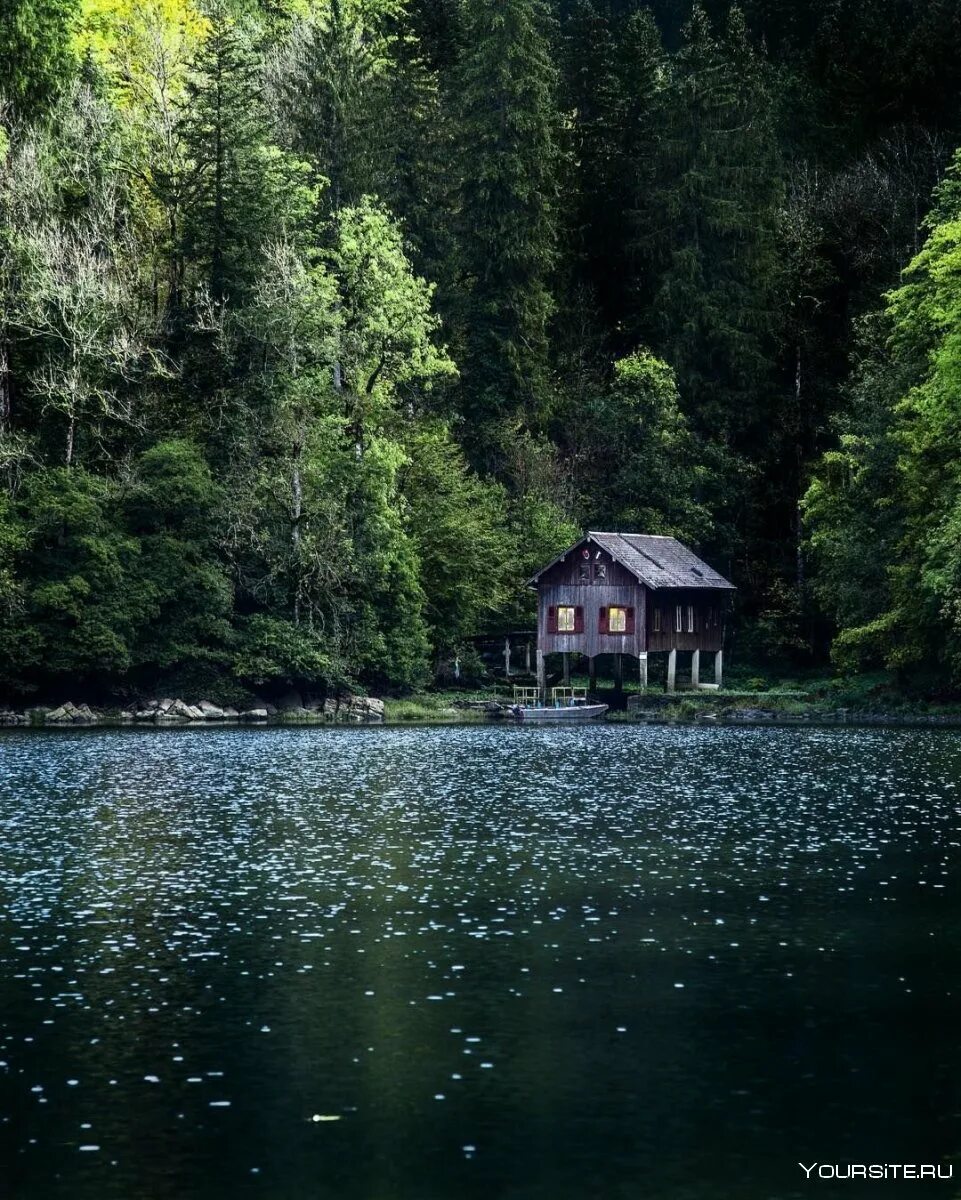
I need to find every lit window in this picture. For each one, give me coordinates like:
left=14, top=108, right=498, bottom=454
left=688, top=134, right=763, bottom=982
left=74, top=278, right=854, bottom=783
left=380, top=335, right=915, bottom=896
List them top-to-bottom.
left=675, top=605, right=682, bottom=633
left=687, top=605, right=695, bottom=633
left=557, top=606, right=576, bottom=632
left=609, top=606, right=627, bottom=633
left=653, top=609, right=662, bottom=633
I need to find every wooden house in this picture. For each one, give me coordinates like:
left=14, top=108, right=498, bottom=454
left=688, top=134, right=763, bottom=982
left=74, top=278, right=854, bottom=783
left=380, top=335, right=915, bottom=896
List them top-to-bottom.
left=527, top=531, right=735, bottom=694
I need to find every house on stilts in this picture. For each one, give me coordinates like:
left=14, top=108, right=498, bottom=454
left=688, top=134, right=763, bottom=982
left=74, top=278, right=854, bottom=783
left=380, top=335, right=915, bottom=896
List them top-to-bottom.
left=527, top=532, right=735, bottom=695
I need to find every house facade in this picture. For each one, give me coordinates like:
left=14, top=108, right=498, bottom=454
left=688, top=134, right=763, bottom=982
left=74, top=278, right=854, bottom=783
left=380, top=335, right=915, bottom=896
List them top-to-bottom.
left=528, top=531, right=735, bottom=693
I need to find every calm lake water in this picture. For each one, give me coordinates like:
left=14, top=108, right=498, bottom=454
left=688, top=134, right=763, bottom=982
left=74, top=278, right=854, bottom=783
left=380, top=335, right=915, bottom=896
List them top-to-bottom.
left=0, top=724, right=959, bottom=1200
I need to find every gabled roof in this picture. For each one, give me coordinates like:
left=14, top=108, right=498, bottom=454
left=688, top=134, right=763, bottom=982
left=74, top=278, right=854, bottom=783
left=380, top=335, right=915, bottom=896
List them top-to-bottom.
left=528, top=531, right=736, bottom=591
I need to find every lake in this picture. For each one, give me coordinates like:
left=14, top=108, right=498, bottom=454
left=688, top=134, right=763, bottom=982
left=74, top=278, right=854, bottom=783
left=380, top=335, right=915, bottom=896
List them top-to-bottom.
left=0, top=724, right=958, bottom=1199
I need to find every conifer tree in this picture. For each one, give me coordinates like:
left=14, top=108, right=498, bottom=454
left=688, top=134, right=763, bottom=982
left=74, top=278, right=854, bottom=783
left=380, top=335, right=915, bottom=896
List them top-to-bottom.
left=0, top=0, right=78, bottom=114
left=450, top=0, right=560, bottom=461
left=179, top=4, right=302, bottom=305
left=655, top=4, right=782, bottom=445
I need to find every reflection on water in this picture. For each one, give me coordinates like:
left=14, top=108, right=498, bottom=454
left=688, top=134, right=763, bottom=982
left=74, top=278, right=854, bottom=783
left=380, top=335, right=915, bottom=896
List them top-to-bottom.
left=0, top=724, right=958, bottom=1199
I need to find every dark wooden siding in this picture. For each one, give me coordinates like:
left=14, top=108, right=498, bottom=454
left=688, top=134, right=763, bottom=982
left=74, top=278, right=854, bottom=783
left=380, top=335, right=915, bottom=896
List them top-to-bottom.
left=536, top=548, right=645, bottom=657
left=538, top=581, right=646, bottom=657
left=644, top=589, right=725, bottom=653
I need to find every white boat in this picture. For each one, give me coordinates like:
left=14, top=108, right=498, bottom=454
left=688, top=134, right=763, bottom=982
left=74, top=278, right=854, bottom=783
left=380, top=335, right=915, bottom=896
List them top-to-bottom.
left=509, top=686, right=609, bottom=723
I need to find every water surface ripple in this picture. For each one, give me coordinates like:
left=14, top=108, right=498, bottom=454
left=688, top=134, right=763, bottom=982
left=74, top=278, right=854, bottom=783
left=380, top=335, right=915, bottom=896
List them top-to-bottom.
left=0, top=724, right=958, bottom=1199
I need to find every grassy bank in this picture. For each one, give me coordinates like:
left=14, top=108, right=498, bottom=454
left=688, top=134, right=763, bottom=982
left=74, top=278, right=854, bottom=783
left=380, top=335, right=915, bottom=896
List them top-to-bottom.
left=384, top=669, right=961, bottom=727
left=384, top=691, right=504, bottom=723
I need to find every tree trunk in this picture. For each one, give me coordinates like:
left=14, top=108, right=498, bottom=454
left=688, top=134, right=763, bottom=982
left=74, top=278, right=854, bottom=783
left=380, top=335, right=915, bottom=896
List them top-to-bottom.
left=0, top=338, right=10, bottom=436
left=795, top=342, right=806, bottom=595
left=292, top=447, right=303, bottom=625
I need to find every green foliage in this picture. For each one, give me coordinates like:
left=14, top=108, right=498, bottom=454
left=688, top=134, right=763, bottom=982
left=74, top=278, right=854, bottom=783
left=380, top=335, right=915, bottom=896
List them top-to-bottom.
left=0, top=0, right=78, bottom=113
left=3, top=0, right=961, bottom=703
left=451, top=0, right=560, bottom=451
left=179, top=4, right=314, bottom=305
left=655, top=5, right=782, bottom=443
left=806, top=149, right=961, bottom=679
left=571, top=350, right=712, bottom=543
left=401, top=421, right=515, bottom=649
left=123, top=440, right=234, bottom=671
left=14, top=466, right=146, bottom=679
left=232, top=615, right=348, bottom=689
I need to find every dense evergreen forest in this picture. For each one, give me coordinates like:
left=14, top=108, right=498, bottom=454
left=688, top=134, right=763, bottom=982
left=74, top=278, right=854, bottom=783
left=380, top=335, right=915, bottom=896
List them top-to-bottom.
left=2, top=0, right=961, bottom=701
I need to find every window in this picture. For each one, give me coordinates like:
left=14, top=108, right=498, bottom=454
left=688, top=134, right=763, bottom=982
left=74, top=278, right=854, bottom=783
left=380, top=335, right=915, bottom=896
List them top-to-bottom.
left=594, top=562, right=607, bottom=582
left=578, top=563, right=591, bottom=582
left=547, top=605, right=583, bottom=634
left=675, top=605, right=683, bottom=633
left=687, top=605, right=695, bottom=633
left=599, top=606, right=634, bottom=635
left=653, top=609, right=662, bottom=633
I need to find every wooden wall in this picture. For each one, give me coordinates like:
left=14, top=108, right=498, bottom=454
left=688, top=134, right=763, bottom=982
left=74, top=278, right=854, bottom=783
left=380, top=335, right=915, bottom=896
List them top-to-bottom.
left=535, top=551, right=726, bottom=657
left=645, top=589, right=725, bottom=653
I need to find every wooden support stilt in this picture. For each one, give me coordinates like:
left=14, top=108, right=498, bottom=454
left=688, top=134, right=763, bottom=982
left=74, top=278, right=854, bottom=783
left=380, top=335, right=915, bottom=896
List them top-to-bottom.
left=504, top=637, right=512, bottom=677
left=525, top=641, right=532, bottom=674
left=536, top=648, right=546, bottom=702
left=667, top=648, right=677, bottom=694
left=691, top=649, right=700, bottom=689
left=715, top=649, right=723, bottom=689
left=562, top=652, right=570, bottom=685
left=614, top=652, right=623, bottom=692
left=638, top=652, right=648, bottom=691
left=588, top=656, right=597, bottom=693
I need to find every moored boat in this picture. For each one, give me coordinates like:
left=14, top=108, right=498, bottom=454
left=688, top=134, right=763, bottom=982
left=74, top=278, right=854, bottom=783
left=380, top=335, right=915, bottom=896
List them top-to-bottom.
left=509, top=686, right=609, bottom=722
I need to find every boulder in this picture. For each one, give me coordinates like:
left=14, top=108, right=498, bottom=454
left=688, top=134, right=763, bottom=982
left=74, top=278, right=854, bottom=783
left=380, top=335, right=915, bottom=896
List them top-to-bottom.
left=347, top=696, right=385, bottom=722
left=157, top=698, right=174, bottom=713
left=198, top=701, right=225, bottom=719
left=46, top=705, right=72, bottom=723
left=222, top=707, right=240, bottom=719
left=241, top=708, right=269, bottom=721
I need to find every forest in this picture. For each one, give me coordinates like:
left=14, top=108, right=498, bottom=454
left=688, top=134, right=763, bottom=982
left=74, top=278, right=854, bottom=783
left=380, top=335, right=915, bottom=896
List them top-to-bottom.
left=2, top=0, right=961, bottom=702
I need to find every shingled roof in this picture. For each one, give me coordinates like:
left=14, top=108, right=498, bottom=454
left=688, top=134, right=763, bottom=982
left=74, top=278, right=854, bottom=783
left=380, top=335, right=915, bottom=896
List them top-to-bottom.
left=529, top=532, right=735, bottom=591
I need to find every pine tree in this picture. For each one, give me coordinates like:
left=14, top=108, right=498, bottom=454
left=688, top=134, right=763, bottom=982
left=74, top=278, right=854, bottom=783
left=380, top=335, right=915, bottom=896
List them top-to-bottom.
left=0, top=0, right=78, bottom=115
left=269, top=0, right=402, bottom=215
left=450, top=0, right=560, bottom=462
left=179, top=4, right=304, bottom=305
left=654, top=4, right=782, bottom=445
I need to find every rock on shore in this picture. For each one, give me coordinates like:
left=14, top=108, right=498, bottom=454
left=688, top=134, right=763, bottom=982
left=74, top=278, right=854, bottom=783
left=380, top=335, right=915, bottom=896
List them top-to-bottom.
left=0, top=694, right=386, bottom=728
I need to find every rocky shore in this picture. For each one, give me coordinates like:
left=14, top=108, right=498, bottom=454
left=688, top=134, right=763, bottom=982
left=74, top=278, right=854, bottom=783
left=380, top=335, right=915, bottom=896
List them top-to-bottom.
left=0, top=693, right=385, bottom=728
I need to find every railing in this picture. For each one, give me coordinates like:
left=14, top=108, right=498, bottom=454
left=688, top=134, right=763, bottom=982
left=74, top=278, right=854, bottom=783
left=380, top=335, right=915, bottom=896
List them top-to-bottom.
left=512, top=687, right=541, bottom=707
left=550, top=687, right=589, bottom=708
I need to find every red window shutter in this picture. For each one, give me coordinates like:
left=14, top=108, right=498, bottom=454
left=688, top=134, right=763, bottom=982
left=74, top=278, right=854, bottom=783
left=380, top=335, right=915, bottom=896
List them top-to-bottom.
left=547, top=605, right=557, bottom=634
left=574, top=606, right=584, bottom=633
left=598, top=606, right=609, bottom=635
left=625, top=607, right=636, bottom=634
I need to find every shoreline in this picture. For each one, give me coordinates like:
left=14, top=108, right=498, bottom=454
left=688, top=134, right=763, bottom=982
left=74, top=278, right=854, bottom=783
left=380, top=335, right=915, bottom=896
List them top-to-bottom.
left=6, top=709, right=961, bottom=732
